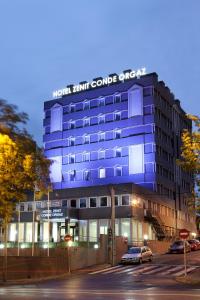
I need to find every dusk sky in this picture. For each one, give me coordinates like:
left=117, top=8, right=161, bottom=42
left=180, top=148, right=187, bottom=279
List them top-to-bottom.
left=0, top=0, right=199, bottom=145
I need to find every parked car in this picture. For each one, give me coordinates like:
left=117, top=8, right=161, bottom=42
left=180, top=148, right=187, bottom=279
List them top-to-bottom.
left=188, top=239, right=200, bottom=251
left=168, top=240, right=191, bottom=254
left=121, top=246, right=153, bottom=264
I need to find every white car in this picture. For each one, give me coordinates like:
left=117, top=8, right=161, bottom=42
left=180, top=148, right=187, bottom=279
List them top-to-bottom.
left=121, top=246, right=153, bottom=264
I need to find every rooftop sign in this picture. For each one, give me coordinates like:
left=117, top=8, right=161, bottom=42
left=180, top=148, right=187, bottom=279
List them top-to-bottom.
left=52, top=67, right=146, bottom=98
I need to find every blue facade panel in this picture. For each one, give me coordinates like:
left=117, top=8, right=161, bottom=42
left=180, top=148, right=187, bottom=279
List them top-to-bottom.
left=44, top=73, right=158, bottom=190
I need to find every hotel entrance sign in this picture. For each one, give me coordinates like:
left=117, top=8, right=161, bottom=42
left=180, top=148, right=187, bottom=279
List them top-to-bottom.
left=52, top=67, right=146, bottom=98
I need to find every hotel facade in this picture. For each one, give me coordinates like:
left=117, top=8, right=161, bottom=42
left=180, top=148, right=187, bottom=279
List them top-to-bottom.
left=7, top=70, right=197, bottom=245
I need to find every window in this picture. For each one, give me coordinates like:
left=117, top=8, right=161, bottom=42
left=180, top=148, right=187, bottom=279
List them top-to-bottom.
left=128, top=85, right=143, bottom=117
left=115, top=94, right=121, bottom=103
left=99, top=98, right=105, bottom=107
left=84, top=101, right=90, bottom=110
left=50, top=104, right=63, bottom=132
left=70, top=104, right=75, bottom=112
left=114, top=112, right=121, bottom=121
left=98, top=115, right=105, bottom=124
left=84, top=118, right=90, bottom=127
left=70, top=121, right=75, bottom=129
left=115, top=130, right=121, bottom=139
left=99, top=132, right=105, bottom=142
left=84, top=135, right=90, bottom=144
left=69, top=137, right=75, bottom=146
left=129, top=144, right=144, bottom=174
left=115, top=147, right=122, bottom=157
left=98, top=149, right=105, bottom=160
left=83, top=152, right=90, bottom=162
left=69, top=154, right=75, bottom=164
left=115, top=166, right=122, bottom=176
left=99, top=168, right=106, bottom=178
left=69, top=170, right=76, bottom=181
left=83, top=170, right=90, bottom=181
left=122, top=195, right=130, bottom=206
left=100, top=196, right=107, bottom=207
left=90, top=197, right=97, bottom=208
left=80, top=198, right=87, bottom=208
left=70, top=199, right=76, bottom=208
left=62, top=200, right=68, bottom=207
left=36, top=201, right=42, bottom=209
left=28, top=203, right=32, bottom=211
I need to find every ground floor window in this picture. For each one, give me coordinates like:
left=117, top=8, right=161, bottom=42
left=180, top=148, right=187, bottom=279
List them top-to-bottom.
left=89, top=220, right=97, bottom=242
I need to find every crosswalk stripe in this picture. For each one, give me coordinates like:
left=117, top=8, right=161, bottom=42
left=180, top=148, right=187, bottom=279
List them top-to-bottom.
left=90, top=264, right=200, bottom=277
left=89, top=265, right=122, bottom=275
left=127, top=265, right=158, bottom=275
left=136, top=265, right=163, bottom=275
left=143, top=265, right=172, bottom=275
left=158, top=265, right=183, bottom=275
left=103, top=266, right=126, bottom=274
left=175, top=266, right=197, bottom=277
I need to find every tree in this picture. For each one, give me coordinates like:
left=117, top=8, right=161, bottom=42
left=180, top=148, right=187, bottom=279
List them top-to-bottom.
left=0, top=99, right=51, bottom=281
left=177, top=114, right=200, bottom=212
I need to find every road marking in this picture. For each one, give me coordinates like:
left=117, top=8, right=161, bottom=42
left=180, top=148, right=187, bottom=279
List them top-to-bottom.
left=90, top=264, right=200, bottom=277
left=89, top=265, right=122, bottom=274
left=158, top=265, right=183, bottom=275
left=175, top=266, right=197, bottom=276
left=1, top=288, right=200, bottom=298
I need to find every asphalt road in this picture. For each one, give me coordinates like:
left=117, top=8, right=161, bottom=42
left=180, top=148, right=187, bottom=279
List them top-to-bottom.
left=0, top=251, right=200, bottom=300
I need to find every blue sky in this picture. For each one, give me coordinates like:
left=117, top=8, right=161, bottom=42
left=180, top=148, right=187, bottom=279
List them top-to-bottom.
left=0, top=0, right=199, bottom=145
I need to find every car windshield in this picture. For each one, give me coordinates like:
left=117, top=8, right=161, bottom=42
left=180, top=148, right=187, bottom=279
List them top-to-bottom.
left=127, top=248, right=141, bottom=254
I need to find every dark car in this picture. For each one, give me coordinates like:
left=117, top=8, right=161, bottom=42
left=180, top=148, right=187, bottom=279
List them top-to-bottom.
left=188, top=239, right=200, bottom=251
left=168, top=240, right=191, bottom=254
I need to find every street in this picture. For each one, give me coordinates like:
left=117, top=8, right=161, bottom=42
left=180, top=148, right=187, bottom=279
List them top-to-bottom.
left=0, top=251, right=200, bottom=300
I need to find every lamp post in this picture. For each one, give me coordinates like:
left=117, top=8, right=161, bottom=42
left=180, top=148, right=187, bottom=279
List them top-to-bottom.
left=109, top=186, right=116, bottom=267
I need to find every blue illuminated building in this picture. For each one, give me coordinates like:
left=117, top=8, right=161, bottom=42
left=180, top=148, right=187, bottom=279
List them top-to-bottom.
left=6, top=70, right=196, bottom=247
left=43, top=71, right=192, bottom=200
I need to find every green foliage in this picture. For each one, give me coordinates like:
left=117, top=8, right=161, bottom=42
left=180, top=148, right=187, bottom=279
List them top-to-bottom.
left=0, top=99, right=51, bottom=224
left=177, top=114, right=200, bottom=212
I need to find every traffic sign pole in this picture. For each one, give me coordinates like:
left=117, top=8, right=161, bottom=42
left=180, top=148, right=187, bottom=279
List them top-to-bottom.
left=179, top=229, right=189, bottom=277
left=184, top=240, right=187, bottom=277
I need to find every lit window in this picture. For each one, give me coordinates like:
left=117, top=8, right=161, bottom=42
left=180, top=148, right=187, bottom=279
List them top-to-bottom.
left=115, top=94, right=121, bottom=103
left=99, top=98, right=105, bottom=107
left=84, top=101, right=90, bottom=110
left=70, top=104, right=75, bottom=112
left=114, top=112, right=121, bottom=121
left=98, top=115, right=105, bottom=124
left=84, top=118, right=90, bottom=127
left=70, top=121, right=75, bottom=129
left=115, top=130, right=121, bottom=139
left=99, top=132, right=105, bottom=142
left=84, top=135, right=90, bottom=144
left=69, top=137, right=75, bottom=146
left=115, top=148, right=122, bottom=157
left=98, top=149, right=105, bottom=160
left=83, top=152, right=90, bottom=162
left=69, top=154, right=75, bottom=164
left=115, top=166, right=122, bottom=176
left=99, top=168, right=106, bottom=178
left=69, top=170, right=76, bottom=181
left=83, top=170, right=90, bottom=181
left=122, top=195, right=130, bottom=206
left=100, top=196, right=107, bottom=207
left=90, top=197, right=97, bottom=208
left=80, top=198, right=87, bottom=208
